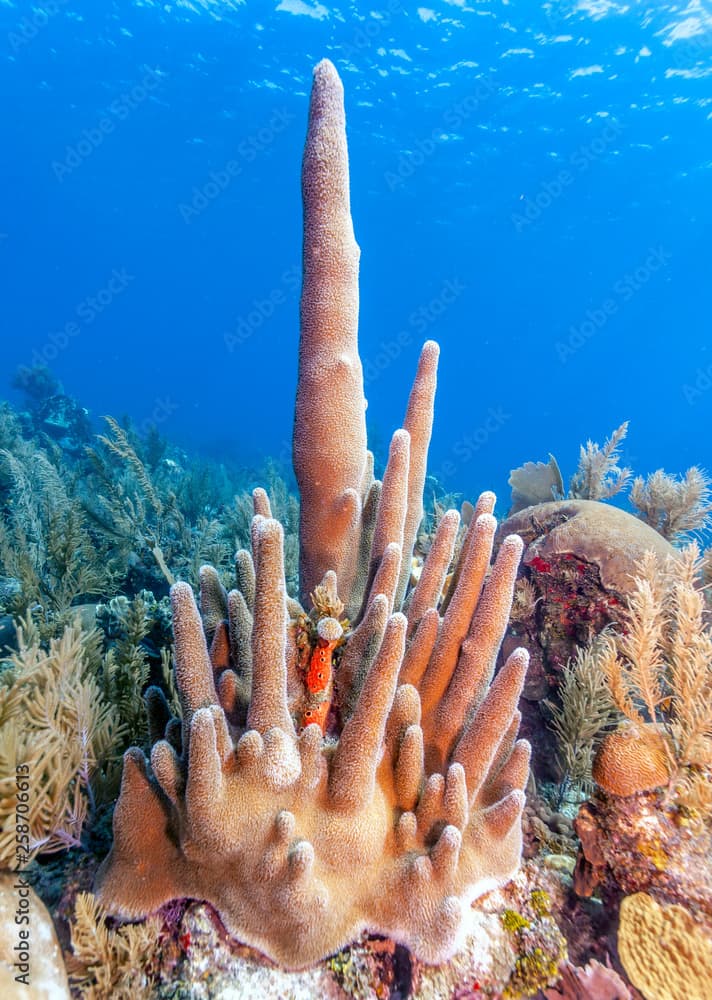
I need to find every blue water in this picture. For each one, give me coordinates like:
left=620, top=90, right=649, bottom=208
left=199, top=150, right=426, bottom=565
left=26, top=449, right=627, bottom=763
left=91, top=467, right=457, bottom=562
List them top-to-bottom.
left=3, top=1, right=711, bottom=508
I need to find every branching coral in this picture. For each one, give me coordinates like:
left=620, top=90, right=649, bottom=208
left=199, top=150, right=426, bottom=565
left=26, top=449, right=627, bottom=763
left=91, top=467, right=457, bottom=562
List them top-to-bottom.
left=95, top=59, right=530, bottom=970
left=84, top=415, right=274, bottom=592
left=84, top=417, right=178, bottom=586
left=568, top=422, right=631, bottom=502
left=508, top=423, right=631, bottom=512
left=509, top=426, right=711, bottom=549
left=0, top=444, right=113, bottom=618
left=630, top=466, right=712, bottom=542
left=593, top=545, right=712, bottom=800
left=99, top=593, right=156, bottom=749
left=0, top=619, right=124, bottom=867
left=544, top=635, right=618, bottom=805
left=68, top=892, right=161, bottom=1000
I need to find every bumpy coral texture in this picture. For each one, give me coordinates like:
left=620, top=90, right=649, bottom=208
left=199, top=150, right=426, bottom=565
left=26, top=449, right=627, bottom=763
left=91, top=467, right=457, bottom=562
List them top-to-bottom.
left=95, top=59, right=530, bottom=969
left=592, top=722, right=672, bottom=797
left=618, top=892, right=712, bottom=1000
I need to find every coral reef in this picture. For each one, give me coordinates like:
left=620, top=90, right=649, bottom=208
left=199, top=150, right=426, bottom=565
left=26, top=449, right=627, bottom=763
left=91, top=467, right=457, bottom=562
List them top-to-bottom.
left=5, top=45, right=710, bottom=1000
left=94, top=59, right=531, bottom=971
left=0, top=368, right=294, bottom=637
left=503, top=423, right=712, bottom=814
left=508, top=423, right=630, bottom=514
left=509, top=423, right=712, bottom=545
left=568, top=423, right=631, bottom=503
left=0, top=440, right=114, bottom=622
left=630, top=466, right=712, bottom=541
left=495, top=499, right=675, bottom=785
left=498, top=500, right=675, bottom=685
left=593, top=545, right=712, bottom=796
left=573, top=546, right=712, bottom=929
left=0, top=619, right=124, bottom=868
left=544, top=635, right=618, bottom=805
left=573, top=787, right=712, bottom=916
left=119, top=864, right=567, bottom=999
left=68, top=891, right=162, bottom=999
left=617, top=892, right=712, bottom=1000
left=542, top=958, right=631, bottom=999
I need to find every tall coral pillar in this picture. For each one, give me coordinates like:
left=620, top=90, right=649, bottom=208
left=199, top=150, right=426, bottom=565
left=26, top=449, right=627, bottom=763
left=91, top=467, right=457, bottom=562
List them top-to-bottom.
left=294, top=59, right=370, bottom=608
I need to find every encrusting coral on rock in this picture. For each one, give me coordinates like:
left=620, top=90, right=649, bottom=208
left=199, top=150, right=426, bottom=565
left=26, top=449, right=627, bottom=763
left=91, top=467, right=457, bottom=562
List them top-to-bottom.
left=95, top=60, right=531, bottom=970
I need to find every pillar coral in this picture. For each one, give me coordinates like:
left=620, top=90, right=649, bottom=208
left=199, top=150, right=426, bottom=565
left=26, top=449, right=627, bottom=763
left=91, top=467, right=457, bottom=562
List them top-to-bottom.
left=95, top=59, right=531, bottom=970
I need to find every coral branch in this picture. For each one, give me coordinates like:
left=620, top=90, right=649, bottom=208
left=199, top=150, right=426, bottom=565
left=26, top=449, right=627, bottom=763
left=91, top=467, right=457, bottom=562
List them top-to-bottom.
left=294, top=59, right=368, bottom=610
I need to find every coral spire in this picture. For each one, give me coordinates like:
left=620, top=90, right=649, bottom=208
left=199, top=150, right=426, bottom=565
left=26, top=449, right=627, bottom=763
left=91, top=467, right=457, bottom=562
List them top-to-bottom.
left=294, top=59, right=368, bottom=609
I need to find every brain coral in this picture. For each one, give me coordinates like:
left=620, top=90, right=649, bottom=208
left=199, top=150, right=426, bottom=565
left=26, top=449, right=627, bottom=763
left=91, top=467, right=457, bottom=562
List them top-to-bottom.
left=94, top=60, right=531, bottom=970
left=592, top=722, right=672, bottom=797
left=618, top=892, right=712, bottom=1000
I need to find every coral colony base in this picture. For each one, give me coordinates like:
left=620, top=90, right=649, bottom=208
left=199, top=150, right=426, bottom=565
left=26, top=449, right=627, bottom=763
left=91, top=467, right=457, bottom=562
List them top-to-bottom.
left=95, top=60, right=531, bottom=969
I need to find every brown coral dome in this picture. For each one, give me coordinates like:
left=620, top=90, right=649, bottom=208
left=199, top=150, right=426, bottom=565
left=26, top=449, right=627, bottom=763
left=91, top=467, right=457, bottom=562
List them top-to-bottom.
left=498, top=499, right=676, bottom=596
left=592, top=723, right=672, bottom=796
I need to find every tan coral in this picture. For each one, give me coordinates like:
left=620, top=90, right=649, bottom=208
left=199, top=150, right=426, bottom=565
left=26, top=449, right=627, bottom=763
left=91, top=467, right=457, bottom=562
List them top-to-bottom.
left=293, top=57, right=371, bottom=614
left=95, top=58, right=530, bottom=970
left=293, top=61, right=438, bottom=620
left=96, top=499, right=530, bottom=968
left=499, top=499, right=676, bottom=595
left=592, top=722, right=672, bottom=796
left=618, top=892, right=712, bottom=1000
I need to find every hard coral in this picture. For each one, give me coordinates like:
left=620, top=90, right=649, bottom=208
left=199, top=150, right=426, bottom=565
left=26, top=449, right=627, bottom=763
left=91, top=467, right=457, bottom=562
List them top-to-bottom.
left=95, top=60, right=531, bottom=969
left=495, top=500, right=676, bottom=784
left=497, top=500, right=676, bottom=691
left=593, top=544, right=712, bottom=799
left=592, top=722, right=672, bottom=797
left=573, top=792, right=712, bottom=925
left=617, top=892, right=712, bottom=1000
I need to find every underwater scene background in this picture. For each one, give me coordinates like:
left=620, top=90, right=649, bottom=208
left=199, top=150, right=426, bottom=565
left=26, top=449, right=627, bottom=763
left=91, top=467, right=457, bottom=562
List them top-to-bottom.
left=3, top=0, right=712, bottom=501
left=1, top=3, right=712, bottom=1000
